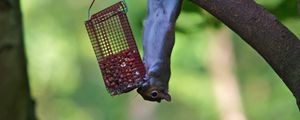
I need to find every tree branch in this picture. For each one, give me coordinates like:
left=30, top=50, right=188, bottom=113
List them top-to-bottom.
left=0, top=0, right=36, bottom=119
left=192, top=0, right=300, bottom=109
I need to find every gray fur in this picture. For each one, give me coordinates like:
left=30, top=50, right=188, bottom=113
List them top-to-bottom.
left=142, top=0, right=182, bottom=93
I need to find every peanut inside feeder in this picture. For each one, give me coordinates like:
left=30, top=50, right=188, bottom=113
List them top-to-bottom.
left=85, top=1, right=145, bottom=95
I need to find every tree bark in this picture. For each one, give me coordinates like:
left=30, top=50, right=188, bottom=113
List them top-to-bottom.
left=0, top=0, right=36, bottom=119
left=192, top=0, right=300, bottom=109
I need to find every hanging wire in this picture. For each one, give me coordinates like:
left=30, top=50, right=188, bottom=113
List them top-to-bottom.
left=87, top=0, right=128, bottom=20
left=88, top=0, right=96, bottom=19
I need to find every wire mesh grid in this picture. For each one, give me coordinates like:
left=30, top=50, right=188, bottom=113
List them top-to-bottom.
left=85, top=2, right=145, bottom=95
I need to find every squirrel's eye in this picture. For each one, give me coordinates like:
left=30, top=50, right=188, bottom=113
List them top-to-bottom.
left=151, top=91, right=158, bottom=98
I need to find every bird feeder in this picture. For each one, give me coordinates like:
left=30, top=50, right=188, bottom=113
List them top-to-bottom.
left=85, top=1, right=145, bottom=95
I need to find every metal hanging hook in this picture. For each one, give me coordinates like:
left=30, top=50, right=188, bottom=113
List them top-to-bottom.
left=87, top=0, right=128, bottom=20
left=88, top=0, right=96, bottom=20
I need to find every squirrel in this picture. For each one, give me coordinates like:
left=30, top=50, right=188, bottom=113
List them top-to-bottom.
left=137, top=0, right=182, bottom=102
left=137, top=63, right=172, bottom=102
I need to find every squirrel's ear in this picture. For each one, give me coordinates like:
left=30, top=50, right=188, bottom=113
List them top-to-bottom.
left=148, top=63, right=164, bottom=78
left=148, top=66, right=161, bottom=78
left=163, top=92, right=171, bottom=102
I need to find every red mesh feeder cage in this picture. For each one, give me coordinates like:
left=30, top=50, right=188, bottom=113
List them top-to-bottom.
left=85, top=1, right=145, bottom=95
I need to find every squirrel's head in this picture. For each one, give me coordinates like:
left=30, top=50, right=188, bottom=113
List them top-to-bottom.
left=137, top=70, right=171, bottom=103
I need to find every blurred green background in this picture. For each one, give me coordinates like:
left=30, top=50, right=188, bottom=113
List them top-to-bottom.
left=21, top=0, right=300, bottom=120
